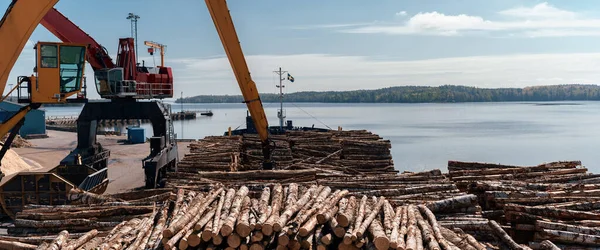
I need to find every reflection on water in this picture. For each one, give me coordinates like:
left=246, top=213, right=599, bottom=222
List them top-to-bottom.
left=43, top=101, right=600, bottom=172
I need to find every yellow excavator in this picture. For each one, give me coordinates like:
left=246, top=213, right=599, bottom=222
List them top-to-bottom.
left=0, top=0, right=87, bottom=179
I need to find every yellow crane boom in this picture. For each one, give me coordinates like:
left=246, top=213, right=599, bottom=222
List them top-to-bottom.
left=0, top=0, right=88, bottom=179
left=0, top=0, right=59, bottom=95
left=205, top=0, right=273, bottom=168
left=144, top=40, right=166, bottom=67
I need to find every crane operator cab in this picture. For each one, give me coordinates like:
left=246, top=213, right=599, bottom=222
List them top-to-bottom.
left=17, top=42, right=88, bottom=104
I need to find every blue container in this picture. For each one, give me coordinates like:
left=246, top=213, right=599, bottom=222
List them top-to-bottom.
left=127, top=127, right=145, bottom=144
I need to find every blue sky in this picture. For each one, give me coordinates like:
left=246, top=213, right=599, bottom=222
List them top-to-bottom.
left=6, top=0, right=600, bottom=99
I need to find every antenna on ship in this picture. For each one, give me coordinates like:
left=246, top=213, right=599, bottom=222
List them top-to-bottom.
left=273, top=67, right=287, bottom=131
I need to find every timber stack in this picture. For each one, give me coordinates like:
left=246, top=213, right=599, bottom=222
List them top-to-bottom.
left=449, top=160, right=600, bottom=249
left=7, top=183, right=500, bottom=250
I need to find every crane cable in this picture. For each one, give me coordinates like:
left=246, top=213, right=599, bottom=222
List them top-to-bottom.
left=290, top=103, right=332, bottom=130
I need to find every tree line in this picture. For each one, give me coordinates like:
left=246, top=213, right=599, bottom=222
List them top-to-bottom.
left=177, top=84, right=600, bottom=103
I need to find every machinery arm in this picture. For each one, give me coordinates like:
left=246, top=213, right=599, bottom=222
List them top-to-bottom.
left=0, top=0, right=59, bottom=95
left=205, top=0, right=273, bottom=168
left=40, top=8, right=115, bottom=71
left=144, top=41, right=166, bottom=67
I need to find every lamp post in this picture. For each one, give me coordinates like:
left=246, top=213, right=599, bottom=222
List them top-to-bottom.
left=126, top=13, right=140, bottom=62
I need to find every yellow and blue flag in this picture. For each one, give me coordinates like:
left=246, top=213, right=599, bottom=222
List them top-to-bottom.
left=287, top=73, right=294, bottom=83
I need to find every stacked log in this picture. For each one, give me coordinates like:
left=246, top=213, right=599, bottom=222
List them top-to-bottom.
left=168, top=130, right=396, bottom=184
left=243, top=134, right=294, bottom=170
left=177, top=136, right=243, bottom=172
left=449, top=160, right=600, bottom=248
left=12, top=184, right=494, bottom=250
left=157, top=184, right=488, bottom=250
left=8, top=188, right=174, bottom=236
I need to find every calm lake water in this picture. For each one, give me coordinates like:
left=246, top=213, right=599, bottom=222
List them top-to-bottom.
left=43, top=101, right=600, bottom=173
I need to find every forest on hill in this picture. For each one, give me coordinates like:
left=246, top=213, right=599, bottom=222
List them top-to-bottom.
left=177, top=84, right=600, bottom=103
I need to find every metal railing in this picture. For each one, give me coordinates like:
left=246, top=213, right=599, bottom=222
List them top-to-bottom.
left=78, top=167, right=107, bottom=191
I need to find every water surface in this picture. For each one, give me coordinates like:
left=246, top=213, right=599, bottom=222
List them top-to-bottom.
left=43, top=101, right=600, bottom=172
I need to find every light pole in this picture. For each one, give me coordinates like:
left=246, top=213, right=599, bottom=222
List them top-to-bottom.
left=126, top=13, right=140, bottom=62
left=181, top=91, right=183, bottom=140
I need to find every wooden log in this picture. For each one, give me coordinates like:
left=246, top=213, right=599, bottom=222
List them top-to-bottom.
left=286, top=183, right=299, bottom=207
left=263, top=184, right=284, bottom=236
left=275, top=185, right=317, bottom=232
left=222, top=186, right=250, bottom=236
left=256, top=186, right=271, bottom=229
left=165, top=187, right=222, bottom=239
left=291, top=187, right=331, bottom=230
left=68, top=188, right=120, bottom=205
left=216, top=188, right=236, bottom=236
left=169, top=189, right=185, bottom=225
left=212, top=189, right=226, bottom=236
left=317, top=189, right=349, bottom=223
left=301, top=190, right=348, bottom=237
left=426, top=194, right=477, bottom=213
left=352, top=195, right=368, bottom=241
left=236, top=196, right=252, bottom=237
left=355, top=196, right=385, bottom=239
left=338, top=197, right=349, bottom=214
left=382, top=200, right=394, bottom=237
left=505, top=204, right=600, bottom=221
left=317, top=205, right=339, bottom=225
left=389, top=205, right=402, bottom=249
left=417, top=205, right=453, bottom=250
left=17, top=206, right=154, bottom=220
left=406, top=206, right=417, bottom=250
left=189, top=207, right=217, bottom=247
left=126, top=208, right=157, bottom=250
left=414, top=208, right=440, bottom=250
left=330, top=216, right=345, bottom=238
left=369, top=217, right=390, bottom=250
left=14, top=218, right=119, bottom=229
left=202, top=219, right=214, bottom=242
left=438, top=220, right=491, bottom=232
left=488, top=220, right=530, bottom=250
left=536, top=220, right=600, bottom=236
left=414, top=222, right=423, bottom=250
left=440, top=227, right=477, bottom=250
left=450, top=228, right=486, bottom=250
left=62, top=229, right=98, bottom=250
left=179, top=229, right=194, bottom=250
left=535, top=229, right=600, bottom=246
left=47, top=230, right=69, bottom=250
left=321, top=232, right=333, bottom=245
left=228, top=233, right=242, bottom=248
left=300, top=233, right=314, bottom=249
left=212, top=234, right=223, bottom=245
left=78, top=237, right=103, bottom=250
left=0, top=240, right=37, bottom=250
left=538, top=240, right=561, bottom=250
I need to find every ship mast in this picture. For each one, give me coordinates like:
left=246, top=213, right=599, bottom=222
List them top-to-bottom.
left=274, top=67, right=287, bottom=131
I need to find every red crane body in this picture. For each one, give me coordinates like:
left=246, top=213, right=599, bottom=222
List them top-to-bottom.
left=40, top=8, right=173, bottom=99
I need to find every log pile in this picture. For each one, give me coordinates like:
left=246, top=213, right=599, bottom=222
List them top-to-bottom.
left=170, top=130, right=396, bottom=178
left=243, top=134, right=294, bottom=170
left=177, top=136, right=243, bottom=172
left=449, top=160, right=600, bottom=249
left=15, top=184, right=495, bottom=250
left=8, top=188, right=174, bottom=236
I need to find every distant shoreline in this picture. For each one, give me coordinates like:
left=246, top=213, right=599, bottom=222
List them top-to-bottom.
left=176, top=84, right=600, bottom=104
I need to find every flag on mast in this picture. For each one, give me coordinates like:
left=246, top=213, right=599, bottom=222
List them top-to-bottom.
left=287, top=73, right=294, bottom=83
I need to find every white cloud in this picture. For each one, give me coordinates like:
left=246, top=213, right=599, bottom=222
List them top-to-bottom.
left=323, top=2, right=600, bottom=37
left=499, top=2, right=576, bottom=19
left=396, top=11, right=407, bottom=17
left=164, top=53, right=600, bottom=96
